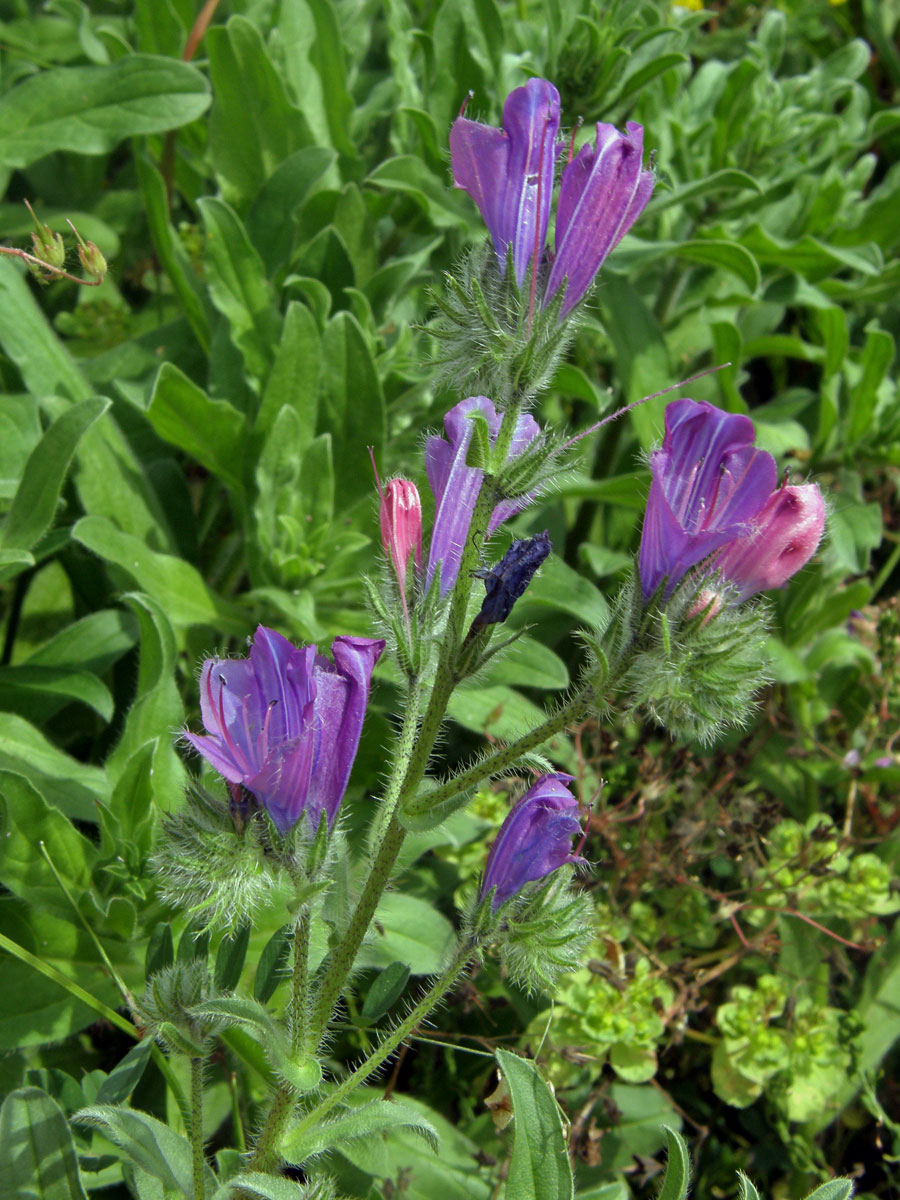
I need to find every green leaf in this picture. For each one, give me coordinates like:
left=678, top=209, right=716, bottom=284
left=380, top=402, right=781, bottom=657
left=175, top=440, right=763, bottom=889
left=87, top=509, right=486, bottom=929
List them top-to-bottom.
left=303, top=0, right=356, bottom=157
left=207, top=16, right=314, bottom=208
left=0, top=55, right=210, bottom=169
left=247, top=148, right=336, bottom=274
left=136, top=154, right=210, bottom=354
left=367, top=155, right=471, bottom=228
left=653, top=168, right=764, bottom=212
left=199, top=197, right=282, bottom=388
left=598, top=272, right=670, bottom=446
left=255, top=301, right=321, bottom=443
left=320, top=311, right=386, bottom=503
left=846, top=324, right=895, bottom=444
left=148, top=363, right=245, bottom=493
left=0, top=396, right=109, bottom=556
left=72, top=516, right=246, bottom=633
left=104, top=593, right=184, bottom=811
left=479, top=637, right=569, bottom=692
left=0, top=664, right=113, bottom=723
left=0, top=720, right=109, bottom=821
left=0, top=769, right=98, bottom=921
left=361, top=893, right=456, bottom=975
left=145, top=923, right=174, bottom=977
left=214, top=923, right=252, bottom=992
left=254, top=924, right=291, bottom=1003
left=361, top=961, right=411, bottom=1022
left=192, top=994, right=321, bottom=1094
left=95, top=1038, right=154, bottom=1106
left=495, top=1049, right=573, bottom=1200
left=0, top=1087, right=88, bottom=1200
left=283, top=1097, right=440, bottom=1163
left=74, top=1105, right=217, bottom=1195
left=657, top=1126, right=691, bottom=1200
left=736, top=1172, right=762, bottom=1200
left=213, top=1174, right=326, bottom=1200
left=803, top=1183, right=854, bottom=1200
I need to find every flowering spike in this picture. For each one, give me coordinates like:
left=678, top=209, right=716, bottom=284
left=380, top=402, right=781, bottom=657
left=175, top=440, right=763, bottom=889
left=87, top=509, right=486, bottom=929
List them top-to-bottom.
left=450, top=78, right=561, bottom=287
left=546, top=121, right=654, bottom=316
left=425, top=397, right=540, bottom=597
left=638, top=399, right=777, bottom=600
left=185, top=626, right=384, bottom=835
left=481, top=774, right=583, bottom=910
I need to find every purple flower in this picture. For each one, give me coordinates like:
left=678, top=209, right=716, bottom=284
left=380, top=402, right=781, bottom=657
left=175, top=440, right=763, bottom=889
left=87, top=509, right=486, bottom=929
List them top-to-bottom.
left=450, top=78, right=561, bottom=287
left=546, top=122, right=654, bottom=316
left=425, top=396, right=540, bottom=597
left=638, top=399, right=777, bottom=599
left=710, top=482, right=826, bottom=603
left=185, top=626, right=384, bottom=836
left=481, top=773, right=583, bottom=910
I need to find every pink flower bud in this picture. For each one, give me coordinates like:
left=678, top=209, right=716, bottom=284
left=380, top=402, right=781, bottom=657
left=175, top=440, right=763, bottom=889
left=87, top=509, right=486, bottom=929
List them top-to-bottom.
left=380, top=478, right=422, bottom=587
left=713, top=483, right=826, bottom=602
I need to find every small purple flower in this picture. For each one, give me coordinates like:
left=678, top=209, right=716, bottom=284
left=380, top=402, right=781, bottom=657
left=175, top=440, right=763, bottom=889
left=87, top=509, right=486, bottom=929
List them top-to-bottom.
left=450, top=78, right=561, bottom=287
left=546, top=121, right=655, bottom=316
left=425, top=396, right=540, bottom=597
left=638, top=399, right=777, bottom=599
left=711, top=482, right=826, bottom=603
left=472, top=530, right=551, bottom=630
left=185, top=626, right=385, bottom=836
left=481, top=773, right=583, bottom=910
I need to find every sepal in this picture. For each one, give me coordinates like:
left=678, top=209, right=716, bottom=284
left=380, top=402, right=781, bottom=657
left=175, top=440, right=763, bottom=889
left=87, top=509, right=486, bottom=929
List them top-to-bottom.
left=429, top=243, right=575, bottom=400
left=622, top=576, right=772, bottom=744
left=152, top=784, right=282, bottom=934
left=474, top=868, right=594, bottom=994
left=136, top=959, right=219, bottom=1056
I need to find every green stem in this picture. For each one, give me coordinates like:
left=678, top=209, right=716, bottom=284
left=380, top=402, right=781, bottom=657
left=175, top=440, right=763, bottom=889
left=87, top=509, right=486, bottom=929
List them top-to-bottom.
left=308, top=401, right=524, bottom=1046
left=406, top=685, right=595, bottom=816
left=291, top=909, right=310, bottom=1057
left=248, top=910, right=314, bottom=1173
left=293, top=941, right=475, bottom=1138
left=190, top=1056, right=206, bottom=1200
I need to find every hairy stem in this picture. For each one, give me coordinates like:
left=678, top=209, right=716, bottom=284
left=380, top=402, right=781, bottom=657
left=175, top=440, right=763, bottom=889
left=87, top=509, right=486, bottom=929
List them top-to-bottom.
left=308, top=401, right=523, bottom=1045
left=406, top=684, right=595, bottom=816
left=291, top=909, right=310, bottom=1057
left=248, top=911, right=314, bottom=1173
left=294, top=941, right=475, bottom=1138
left=190, top=1056, right=206, bottom=1200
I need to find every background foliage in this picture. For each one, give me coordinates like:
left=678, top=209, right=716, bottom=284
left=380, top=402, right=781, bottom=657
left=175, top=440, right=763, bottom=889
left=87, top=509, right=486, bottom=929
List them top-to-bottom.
left=0, top=0, right=898, bottom=1196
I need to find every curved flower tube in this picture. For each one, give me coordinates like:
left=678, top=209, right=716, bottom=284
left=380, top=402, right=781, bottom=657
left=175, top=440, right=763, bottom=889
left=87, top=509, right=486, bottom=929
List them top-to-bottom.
left=450, top=78, right=561, bottom=287
left=546, top=121, right=654, bottom=316
left=425, top=396, right=540, bottom=597
left=185, top=626, right=385, bottom=835
left=481, top=773, right=583, bottom=910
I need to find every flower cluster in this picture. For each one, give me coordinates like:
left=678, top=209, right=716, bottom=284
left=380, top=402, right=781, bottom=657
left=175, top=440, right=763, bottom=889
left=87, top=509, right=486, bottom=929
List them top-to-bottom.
left=450, top=78, right=654, bottom=316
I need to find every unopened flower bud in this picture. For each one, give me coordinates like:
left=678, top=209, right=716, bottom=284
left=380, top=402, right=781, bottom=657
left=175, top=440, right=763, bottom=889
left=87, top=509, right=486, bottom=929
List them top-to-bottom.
left=30, top=225, right=66, bottom=270
left=77, top=239, right=107, bottom=281
left=380, top=478, right=422, bottom=591
left=712, top=483, right=826, bottom=602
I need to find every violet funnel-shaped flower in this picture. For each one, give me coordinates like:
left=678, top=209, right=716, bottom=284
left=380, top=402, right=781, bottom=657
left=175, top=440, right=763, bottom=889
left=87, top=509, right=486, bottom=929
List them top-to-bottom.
left=450, top=78, right=561, bottom=287
left=546, top=121, right=654, bottom=316
left=425, top=396, right=540, bottom=597
left=638, top=399, right=777, bottom=600
left=710, top=482, right=826, bottom=602
left=185, top=626, right=384, bottom=836
left=481, top=773, right=583, bottom=910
